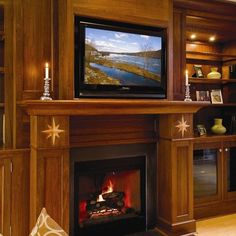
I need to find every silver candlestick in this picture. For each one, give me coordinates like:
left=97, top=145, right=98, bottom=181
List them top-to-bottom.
left=40, top=77, right=52, bottom=100
left=184, top=84, right=192, bottom=102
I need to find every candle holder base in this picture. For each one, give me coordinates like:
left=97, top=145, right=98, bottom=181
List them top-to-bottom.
left=40, top=77, right=52, bottom=101
left=184, top=84, right=192, bottom=102
left=40, top=96, right=52, bottom=101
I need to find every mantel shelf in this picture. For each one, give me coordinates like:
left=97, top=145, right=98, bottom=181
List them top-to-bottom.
left=19, top=99, right=210, bottom=116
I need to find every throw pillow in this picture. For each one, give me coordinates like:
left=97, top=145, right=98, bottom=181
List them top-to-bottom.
left=30, top=208, right=68, bottom=236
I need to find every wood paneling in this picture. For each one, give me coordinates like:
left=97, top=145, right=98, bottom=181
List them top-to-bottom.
left=73, top=0, right=171, bottom=25
left=173, top=9, right=186, bottom=100
left=159, top=113, right=193, bottom=139
left=70, top=115, right=156, bottom=147
left=157, top=139, right=195, bottom=235
left=30, top=148, right=69, bottom=233
left=0, top=149, right=30, bottom=236
left=11, top=150, right=30, bottom=236
left=0, top=157, right=10, bottom=236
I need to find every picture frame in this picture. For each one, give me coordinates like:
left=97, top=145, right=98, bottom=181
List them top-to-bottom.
left=193, top=65, right=204, bottom=78
left=210, top=89, right=223, bottom=104
left=196, top=90, right=210, bottom=102
left=197, top=124, right=207, bottom=136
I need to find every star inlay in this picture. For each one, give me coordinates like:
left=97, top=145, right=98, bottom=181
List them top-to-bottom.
left=175, top=115, right=190, bottom=138
left=42, top=118, right=65, bottom=145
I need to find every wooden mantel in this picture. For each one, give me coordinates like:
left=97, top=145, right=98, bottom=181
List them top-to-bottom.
left=21, top=99, right=207, bottom=116
left=23, top=99, right=210, bottom=236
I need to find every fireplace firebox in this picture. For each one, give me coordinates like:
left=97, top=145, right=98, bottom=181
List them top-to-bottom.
left=70, top=143, right=157, bottom=236
left=74, top=156, right=146, bottom=236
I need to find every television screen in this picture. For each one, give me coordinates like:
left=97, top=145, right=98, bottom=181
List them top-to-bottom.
left=74, top=17, right=167, bottom=98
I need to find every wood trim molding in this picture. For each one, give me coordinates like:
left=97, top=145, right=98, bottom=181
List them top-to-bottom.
left=20, top=99, right=207, bottom=116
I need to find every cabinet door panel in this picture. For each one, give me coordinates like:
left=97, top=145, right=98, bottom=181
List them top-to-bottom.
left=223, top=142, right=236, bottom=199
left=193, top=146, right=222, bottom=205
left=0, top=158, right=11, bottom=236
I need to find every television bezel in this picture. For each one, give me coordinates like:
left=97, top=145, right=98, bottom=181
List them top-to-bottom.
left=74, top=16, right=167, bottom=98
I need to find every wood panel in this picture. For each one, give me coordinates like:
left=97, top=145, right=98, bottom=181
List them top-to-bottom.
left=4, top=0, right=13, bottom=148
left=23, top=0, right=52, bottom=97
left=73, top=0, right=171, bottom=25
left=173, top=8, right=186, bottom=100
left=159, top=113, right=193, bottom=139
left=31, top=115, right=69, bottom=149
left=70, top=115, right=156, bottom=147
left=157, top=139, right=195, bottom=235
left=173, top=141, right=193, bottom=222
left=30, top=149, right=69, bottom=233
left=11, top=150, right=30, bottom=236
left=0, top=157, right=10, bottom=236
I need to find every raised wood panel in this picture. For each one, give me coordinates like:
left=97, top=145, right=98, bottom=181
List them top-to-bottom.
left=4, top=0, right=13, bottom=148
left=22, top=0, right=52, bottom=97
left=73, top=0, right=171, bottom=25
left=173, top=9, right=186, bottom=100
left=70, top=115, right=157, bottom=147
left=157, top=139, right=195, bottom=235
left=173, top=141, right=193, bottom=222
left=30, top=149, right=69, bottom=233
left=11, top=150, right=30, bottom=236
left=0, top=157, right=10, bottom=236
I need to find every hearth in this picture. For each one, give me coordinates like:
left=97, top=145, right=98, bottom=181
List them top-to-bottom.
left=70, top=143, right=157, bottom=236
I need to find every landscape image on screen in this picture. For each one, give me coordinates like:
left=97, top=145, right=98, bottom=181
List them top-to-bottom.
left=84, top=27, right=162, bottom=87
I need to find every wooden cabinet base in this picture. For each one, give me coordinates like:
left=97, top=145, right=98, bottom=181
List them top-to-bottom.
left=195, top=199, right=236, bottom=219
left=155, top=219, right=196, bottom=236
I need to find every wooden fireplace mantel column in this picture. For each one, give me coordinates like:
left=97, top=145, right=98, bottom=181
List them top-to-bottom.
left=22, top=99, right=206, bottom=235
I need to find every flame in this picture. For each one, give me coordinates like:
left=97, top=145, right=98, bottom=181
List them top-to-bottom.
left=97, top=180, right=114, bottom=202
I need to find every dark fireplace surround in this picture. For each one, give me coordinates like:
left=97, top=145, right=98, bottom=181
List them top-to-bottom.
left=70, top=143, right=157, bottom=236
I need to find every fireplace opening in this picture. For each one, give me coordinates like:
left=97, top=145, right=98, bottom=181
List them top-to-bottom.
left=74, top=156, right=146, bottom=236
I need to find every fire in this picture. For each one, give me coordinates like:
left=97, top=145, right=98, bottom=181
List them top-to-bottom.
left=97, top=180, right=114, bottom=202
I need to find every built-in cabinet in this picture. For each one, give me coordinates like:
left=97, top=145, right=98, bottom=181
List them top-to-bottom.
left=193, top=137, right=236, bottom=218
left=0, top=150, right=30, bottom=236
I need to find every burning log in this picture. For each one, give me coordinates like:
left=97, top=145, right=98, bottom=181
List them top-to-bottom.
left=86, top=191, right=125, bottom=217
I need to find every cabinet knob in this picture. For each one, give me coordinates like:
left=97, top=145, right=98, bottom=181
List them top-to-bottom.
left=219, top=148, right=222, bottom=152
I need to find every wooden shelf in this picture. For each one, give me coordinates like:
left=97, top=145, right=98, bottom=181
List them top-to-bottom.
left=186, top=51, right=236, bottom=59
left=189, top=77, right=236, bottom=84
left=193, top=134, right=236, bottom=143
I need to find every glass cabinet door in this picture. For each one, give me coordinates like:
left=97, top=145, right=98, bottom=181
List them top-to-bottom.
left=193, top=147, right=221, bottom=203
left=227, top=147, right=236, bottom=192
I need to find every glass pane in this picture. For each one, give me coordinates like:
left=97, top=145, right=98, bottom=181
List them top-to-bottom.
left=227, top=147, right=236, bottom=192
left=193, top=149, right=218, bottom=198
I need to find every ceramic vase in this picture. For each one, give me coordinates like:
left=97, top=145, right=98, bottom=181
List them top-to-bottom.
left=207, top=67, right=221, bottom=79
left=211, top=118, right=227, bottom=134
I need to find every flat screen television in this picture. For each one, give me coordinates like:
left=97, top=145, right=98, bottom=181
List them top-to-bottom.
left=74, top=17, right=167, bottom=98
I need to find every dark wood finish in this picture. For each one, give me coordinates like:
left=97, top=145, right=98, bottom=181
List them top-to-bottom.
left=70, top=115, right=157, bottom=147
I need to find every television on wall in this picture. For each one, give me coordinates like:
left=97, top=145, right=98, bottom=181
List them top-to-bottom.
left=74, top=16, right=167, bottom=98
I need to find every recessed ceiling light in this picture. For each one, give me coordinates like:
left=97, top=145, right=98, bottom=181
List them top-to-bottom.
left=190, top=34, right=196, bottom=40
left=209, top=36, right=216, bottom=42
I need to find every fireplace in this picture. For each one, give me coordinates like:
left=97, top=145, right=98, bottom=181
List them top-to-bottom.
left=70, top=143, right=157, bottom=236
